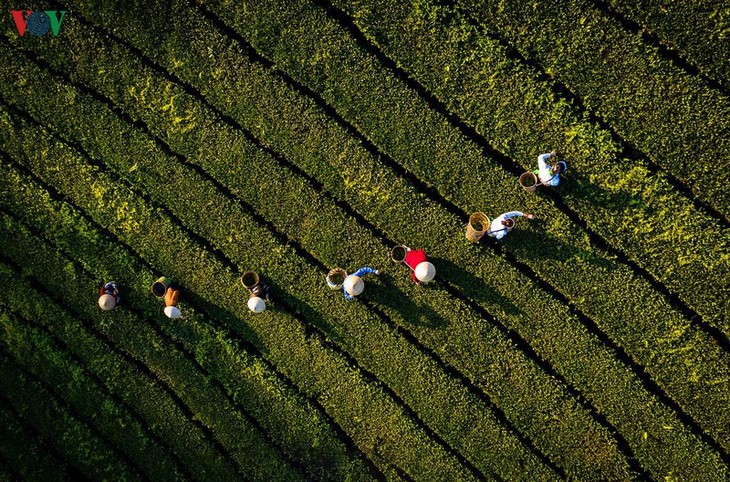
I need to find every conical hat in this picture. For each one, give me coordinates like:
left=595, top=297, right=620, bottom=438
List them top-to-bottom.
left=414, top=261, right=436, bottom=283
left=343, top=275, right=364, bottom=296
left=98, top=294, right=116, bottom=311
left=248, top=296, right=266, bottom=313
left=164, top=306, right=182, bottom=319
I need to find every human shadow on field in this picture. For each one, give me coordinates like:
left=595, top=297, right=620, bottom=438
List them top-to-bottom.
left=563, top=170, right=646, bottom=212
left=507, top=227, right=616, bottom=271
left=428, top=257, right=521, bottom=316
left=366, top=272, right=449, bottom=330
left=187, top=277, right=351, bottom=348
left=274, top=280, right=350, bottom=344
left=183, top=288, right=265, bottom=349
left=183, top=289, right=375, bottom=480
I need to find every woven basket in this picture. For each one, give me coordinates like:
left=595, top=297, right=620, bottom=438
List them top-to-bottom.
left=519, top=171, right=538, bottom=192
left=465, top=212, right=489, bottom=242
left=391, top=245, right=407, bottom=263
left=326, top=268, right=347, bottom=289
left=240, top=271, right=260, bottom=290
left=151, top=276, right=171, bottom=298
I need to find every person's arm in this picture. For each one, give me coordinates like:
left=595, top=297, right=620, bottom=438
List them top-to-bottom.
left=537, top=152, right=553, bottom=171
left=502, top=211, right=525, bottom=220
left=502, top=211, right=535, bottom=220
left=520, top=212, right=536, bottom=220
left=353, top=267, right=380, bottom=277
left=343, top=288, right=353, bottom=301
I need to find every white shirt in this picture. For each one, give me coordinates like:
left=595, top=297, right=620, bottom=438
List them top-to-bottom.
left=537, top=153, right=560, bottom=186
left=488, top=211, right=525, bottom=240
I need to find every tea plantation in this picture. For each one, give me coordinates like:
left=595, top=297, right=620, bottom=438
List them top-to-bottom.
left=0, top=0, right=728, bottom=480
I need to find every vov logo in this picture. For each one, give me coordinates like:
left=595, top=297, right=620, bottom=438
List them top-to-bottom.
left=9, top=10, right=67, bottom=37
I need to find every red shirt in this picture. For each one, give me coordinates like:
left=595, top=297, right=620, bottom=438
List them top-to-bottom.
left=404, top=249, right=427, bottom=283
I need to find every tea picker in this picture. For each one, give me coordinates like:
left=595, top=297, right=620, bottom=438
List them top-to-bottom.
left=519, top=150, right=568, bottom=191
left=537, top=150, right=567, bottom=186
left=487, top=211, right=536, bottom=240
left=391, top=245, right=436, bottom=284
left=326, top=267, right=380, bottom=300
left=241, top=270, right=270, bottom=313
left=152, top=276, right=183, bottom=319
left=98, top=281, right=121, bottom=311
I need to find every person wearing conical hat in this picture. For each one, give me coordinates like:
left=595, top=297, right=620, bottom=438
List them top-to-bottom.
left=537, top=150, right=567, bottom=187
left=487, top=212, right=536, bottom=241
left=402, top=248, right=436, bottom=284
left=342, top=267, right=379, bottom=301
left=248, top=278, right=271, bottom=313
left=98, top=281, right=121, bottom=311
left=163, top=287, right=182, bottom=319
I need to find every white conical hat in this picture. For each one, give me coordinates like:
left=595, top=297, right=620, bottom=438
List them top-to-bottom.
left=414, top=261, right=436, bottom=283
left=343, top=275, right=364, bottom=296
left=98, top=294, right=116, bottom=311
left=248, top=296, right=266, bottom=313
left=164, top=306, right=182, bottom=319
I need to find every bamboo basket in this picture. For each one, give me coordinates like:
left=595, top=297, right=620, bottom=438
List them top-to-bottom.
left=519, top=171, right=538, bottom=192
left=465, top=212, right=489, bottom=242
left=391, top=245, right=407, bottom=263
left=326, top=268, right=347, bottom=289
left=240, top=271, right=260, bottom=290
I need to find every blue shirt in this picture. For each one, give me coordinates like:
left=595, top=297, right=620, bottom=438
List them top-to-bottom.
left=343, top=267, right=378, bottom=300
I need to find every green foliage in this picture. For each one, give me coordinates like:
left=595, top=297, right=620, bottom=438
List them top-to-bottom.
left=0, top=0, right=727, bottom=480
left=116, top=0, right=725, bottom=476
left=324, top=0, right=730, bottom=456
left=325, top=0, right=730, bottom=337
left=457, top=0, right=730, bottom=218
left=605, top=0, right=730, bottom=84
left=2, top=9, right=642, bottom=479
left=0, top=121, right=473, bottom=479
left=0, top=206, right=374, bottom=481
left=0, top=220, right=297, bottom=481
left=0, top=253, right=276, bottom=481
left=0, top=305, right=185, bottom=480
left=0, top=351, right=140, bottom=481
left=0, top=398, right=73, bottom=481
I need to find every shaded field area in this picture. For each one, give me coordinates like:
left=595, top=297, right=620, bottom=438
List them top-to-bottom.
left=1, top=0, right=728, bottom=480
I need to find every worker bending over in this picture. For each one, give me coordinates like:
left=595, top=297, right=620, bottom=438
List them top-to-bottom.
left=537, top=150, right=567, bottom=187
left=402, top=248, right=436, bottom=284
left=98, top=281, right=121, bottom=311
